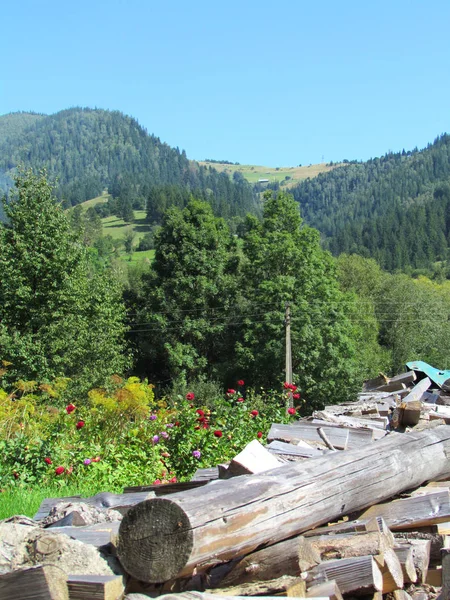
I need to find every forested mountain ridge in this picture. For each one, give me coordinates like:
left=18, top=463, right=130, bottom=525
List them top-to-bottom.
left=0, top=108, right=257, bottom=221
left=289, top=134, right=450, bottom=271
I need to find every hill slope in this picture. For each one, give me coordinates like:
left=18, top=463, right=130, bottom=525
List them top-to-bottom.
left=0, top=108, right=256, bottom=220
left=289, top=135, right=450, bottom=271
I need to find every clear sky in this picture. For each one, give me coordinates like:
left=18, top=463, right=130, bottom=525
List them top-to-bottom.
left=1, top=0, right=449, bottom=166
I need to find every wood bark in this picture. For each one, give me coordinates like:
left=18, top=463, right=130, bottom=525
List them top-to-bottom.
left=117, top=424, right=450, bottom=583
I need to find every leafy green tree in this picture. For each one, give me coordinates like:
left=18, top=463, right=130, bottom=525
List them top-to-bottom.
left=0, top=169, right=129, bottom=394
left=235, top=191, right=364, bottom=409
left=136, top=200, right=239, bottom=384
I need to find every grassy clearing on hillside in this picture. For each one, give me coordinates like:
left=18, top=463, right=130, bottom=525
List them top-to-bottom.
left=199, top=161, right=340, bottom=187
left=78, top=191, right=111, bottom=210
left=102, top=210, right=151, bottom=242
left=0, top=483, right=119, bottom=520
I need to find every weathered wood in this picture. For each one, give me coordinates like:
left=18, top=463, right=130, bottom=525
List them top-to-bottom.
left=402, top=377, right=431, bottom=404
left=376, top=381, right=407, bottom=393
left=401, top=400, right=422, bottom=426
left=313, top=412, right=386, bottom=432
left=267, top=423, right=350, bottom=449
left=117, top=425, right=450, bottom=583
left=317, top=427, right=337, bottom=451
left=220, top=440, right=282, bottom=478
left=266, top=440, right=326, bottom=459
left=191, top=468, right=219, bottom=482
left=123, top=481, right=208, bottom=494
left=34, top=490, right=156, bottom=520
left=359, top=490, right=450, bottom=530
left=303, top=516, right=383, bottom=538
left=45, top=521, right=120, bottom=548
left=306, top=530, right=393, bottom=562
left=397, top=540, right=431, bottom=583
left=393, top=544, right=418, bottom=583
left=442, top=547, right=450, bottom=600
left=373, top=549, right=404, bottom=593
left=304, top=555, right=383, bottom=595
left=0, top=565, right=68, bottom=600
left=426, top=567, right=442, bottom=586
left=67, top=574, right=124, bottom=600
left=207, top=576, right=303, bottom=597
left=286, top=579, right=307, bottom=597
left=305, top=580, right=343, bottom=600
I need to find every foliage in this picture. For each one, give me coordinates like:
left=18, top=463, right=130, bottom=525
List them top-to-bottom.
left=0, top=169, right=130, bottom=393
left=0, top=367, right=295, bottom=491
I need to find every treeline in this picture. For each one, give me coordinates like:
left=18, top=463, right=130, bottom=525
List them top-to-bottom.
left=0, top=108, right=256, bottom=220
left=288, top=135, right=450, bottom=271
left=3, top=171, right=450, bottom=412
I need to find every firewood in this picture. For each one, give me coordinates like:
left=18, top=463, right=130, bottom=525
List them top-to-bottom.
left=401, top=400, right=422, bottom=426
left=117, top=425, right=450, bottom=583
left=397, top=540, right=431, bottom=583
left=393, top=544, right=418, bottom=583
left=373, top=549, right=404, bottom=592
left=304, top=555, right=383, bottom=595
left=0, top=565, right=68, bottom=600
left=67, top=574, right=124, bottom=600
left=285, top=579, right=307, bottom=597
left=305, top=579, right=343, bottom=600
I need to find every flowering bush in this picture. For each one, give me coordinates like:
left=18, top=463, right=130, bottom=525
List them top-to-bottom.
left=0, top=366, right=300, bottom=489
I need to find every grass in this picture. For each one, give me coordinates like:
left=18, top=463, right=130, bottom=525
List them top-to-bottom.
left=199, top=161, right=340, bottom=187
left=78, top=191, right=111, bottom=210
left=102, top=210, right=151, bottom=243
left=0, top=483, right=121, bottom=520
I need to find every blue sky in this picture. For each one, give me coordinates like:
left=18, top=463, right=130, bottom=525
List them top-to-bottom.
left=1, top=0, right=449, bottom=166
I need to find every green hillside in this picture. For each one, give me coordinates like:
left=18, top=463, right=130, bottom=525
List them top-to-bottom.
left=0, top=112, right=46, bottom=145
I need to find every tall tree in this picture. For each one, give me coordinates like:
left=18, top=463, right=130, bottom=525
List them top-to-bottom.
left=0, top=169, right=129, bottom=393
left=236, top=191, right=364, bottom=409
left=135, top=200, right=239, bottom=384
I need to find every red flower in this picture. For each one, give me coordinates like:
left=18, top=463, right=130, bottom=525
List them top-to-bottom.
left=237, top=380, right=245, bottom=386
left=284, top=383, right=297, bottom=391
left=227, top=389, right=236, bottom=395
left=186, top=392, right=195, bottom=401
left=293, top=393, right=300, bottom=400
left=237, top=397, right=244, bottom=402
left=66, top=404, right=76, bottom=414
left=287, top=407, right=296, bottom=415
left=196, top=409, right=205, bottom=417
left=250, top=410, right=259, bottom=417
left=76, top=420, right=85, bottom=429
left=175, top=421, right=180, bottom=426
left=213, top=430, right=223, bottom=438
left=257, top=431, right=263, bottom=439
left=91, top=456, right=101, bottom=463
left=44, top=457, right=52, bottom=465
left=55, top=466, right=65, bottom=475
left=13, top=471, right=19, bottom=479
left=169, top=476, right=177, bottom=483
left=153, top=479, right=161, bottom=485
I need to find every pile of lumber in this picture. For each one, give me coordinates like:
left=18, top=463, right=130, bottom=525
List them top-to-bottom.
left=3, top=367, right=450, bottom=600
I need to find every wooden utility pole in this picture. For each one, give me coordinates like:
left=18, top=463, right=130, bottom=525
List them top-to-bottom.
left=285, top=303, right=293, bottom=408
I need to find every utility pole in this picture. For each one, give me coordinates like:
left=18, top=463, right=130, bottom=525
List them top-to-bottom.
left=285, top=303, right=293, bottom=408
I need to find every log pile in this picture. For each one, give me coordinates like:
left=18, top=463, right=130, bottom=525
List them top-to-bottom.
left=3, top=366, right=450, bottom=600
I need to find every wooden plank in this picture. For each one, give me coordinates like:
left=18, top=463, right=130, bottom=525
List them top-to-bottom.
left=402, top=377, right=431, bottom=404
left=267, top=423, right=349, bottom=449
left=117, top=425, right=450, bottom=583
left=221, top=440, right=282, bottom=478
left=266, top=440, right=326, bottom=459
left=191, top=467, right=219, bottom=482
left=123, top=480, right=208, bottom=494
left=360, top=490, right=450, bottom=530
left=46, top=521, right=120, bottom=548
left=304, top=555, right=383, bottom=595
left=0, top=565, right=68, bottom=600
left=67, top=574, right=123, bottom=600
left=306, top=580, right=343, bottom=600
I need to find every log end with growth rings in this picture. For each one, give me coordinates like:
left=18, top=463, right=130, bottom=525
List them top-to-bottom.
left=117, top=497, right=193, bottom=582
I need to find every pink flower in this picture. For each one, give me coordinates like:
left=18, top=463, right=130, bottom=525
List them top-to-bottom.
left=237, top=380, right=245, bottom=386
left=227, top=388, right=236, bottom=395
left=186, top=392, right=195, bottom=401
left=237, top=397, right=244, bottom=402
left=66, top=404, right=76, bottom=414
left=287, top=407, right=296, bottom=415
left=250, top=410, right=259, bottom=417
left=76, top=420, right=85, bottom=429
left=213, top=430, right=223, bottom=438
left=192, top=450, right=201, bottom=459
left=44, top=457, right=52, bottom=465
left=83, top=458, right=92, bottom=465
left=55, top=466, right=65, bottom=475
left=169, top=476, right=177, bottom=483
left=153, top=479, right=161, bottom=485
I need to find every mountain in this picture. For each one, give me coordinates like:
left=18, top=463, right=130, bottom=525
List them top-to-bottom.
left=0, top=108, right=257, bottom=221
left=288, top=135, right=450, bottom=272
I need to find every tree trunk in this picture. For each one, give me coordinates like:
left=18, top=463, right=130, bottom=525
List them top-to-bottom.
left=117, top=425, right=450, bottom=583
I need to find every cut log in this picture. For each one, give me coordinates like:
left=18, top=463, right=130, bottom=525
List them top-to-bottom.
left=402, top=377, right=431, bottom=404
left=401, top=400, right=422, bottom=426
left=117, top=425, right=450, bottom=583
left=220, top=440, right=282, bottom=478
left=359, top=490, right=450, bottom=530
left=306, top=530, right=394, bottom=562
left=395, top=540, right=431, bottom=583
left=393, top=544, right=418, bottom=583
left=373, top=549, right=404, bottom=592
left=304, top=555, right=383, bottom=595
left=0, top=565, right=68, bottom=600
left=67, top=574, right=124, bottom=600
left=286, top=579, right=307, bottom=597
left=306, top=580, right=343, bottom=600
